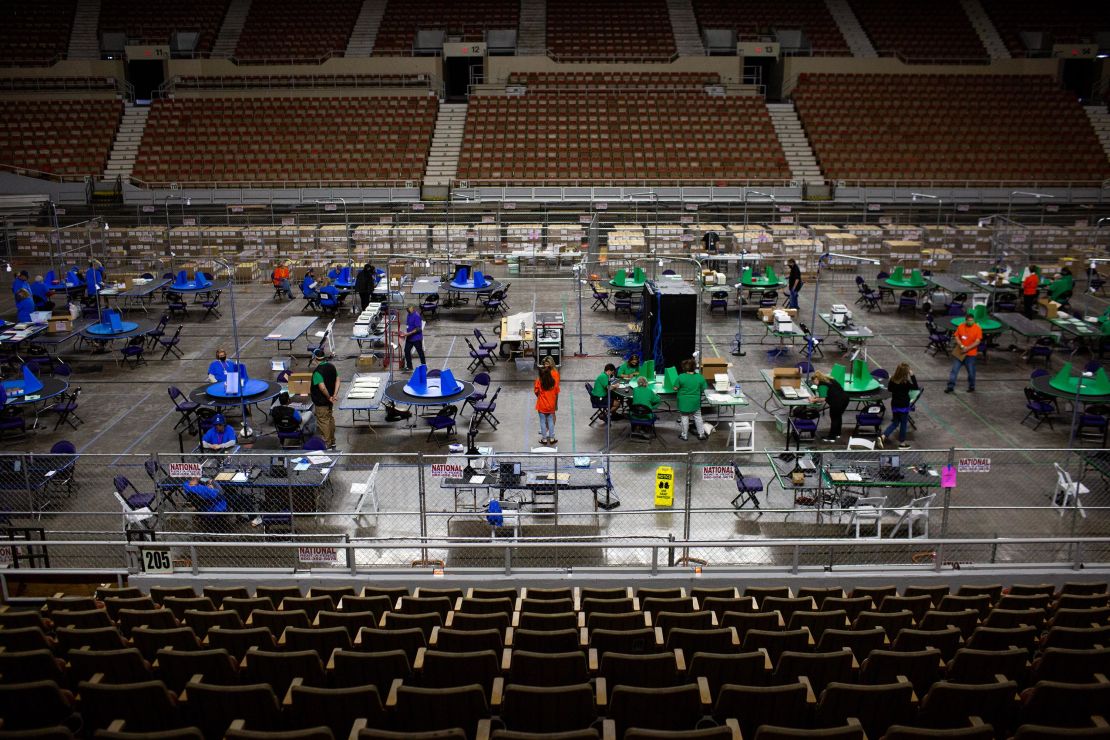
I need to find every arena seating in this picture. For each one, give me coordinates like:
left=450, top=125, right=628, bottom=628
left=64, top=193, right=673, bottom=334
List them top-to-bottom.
left=0, top=0, right=77, bottom=65
left=97, top=0, right=230, bottom=56
left=234, top=0, right=363, bottom=61
left=373, top=0, right=520, bottom=56
left=546, top=0, right=677, bottom=61
left=691, top=0, right=850, bottom=55
left=847, top=0, right=987, bottom=61
left=980, top=0, right=1110, bottom=57
left=170, top=74, right=433, bottom=91
left=793, top=74, right=1110, bottom=184
left=458, top=87, right=788, bottom=185
left=131, top=96, right=437, bottom=185
left=0, top=99, right=122, bottom=177
left=0, top=581, right=1107, bottom=737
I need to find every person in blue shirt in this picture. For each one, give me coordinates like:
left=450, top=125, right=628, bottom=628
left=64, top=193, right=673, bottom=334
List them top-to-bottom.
left=85, top=261, right=104, bottom=298
left=327, top=264, right=342, bottom=282
left=65, top=267, right=81, bottom=287
left=301, top=269, right=319, bottom=297
left=11, top=270, right=29, bottom=296
left=30, top=276, right=55, bottom=312
left=318, top=280, right=340, bottom=311
left=15, top=289, right=35, bottom=323
left=402, top=305, right=425, bottom=370
left=207, top=349, right=238, bottom=384
left=202, top=414, right=237, bottom=451
left=183, top=476, right=228, bottom=513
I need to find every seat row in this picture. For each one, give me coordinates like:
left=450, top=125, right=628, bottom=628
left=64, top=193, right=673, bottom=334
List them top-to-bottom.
left=0, top=0, right=76, bottom=63
left=232, top=0, right=362, bottom=61
left=691, top=0, right=850, bottom=54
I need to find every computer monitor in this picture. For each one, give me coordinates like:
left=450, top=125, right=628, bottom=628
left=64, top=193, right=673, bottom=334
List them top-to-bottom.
left=879, top=453, right=900, bottom=469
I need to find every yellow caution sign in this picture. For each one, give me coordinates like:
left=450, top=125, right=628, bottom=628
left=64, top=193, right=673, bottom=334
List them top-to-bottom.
left=655, top=465, right=675, bottom=507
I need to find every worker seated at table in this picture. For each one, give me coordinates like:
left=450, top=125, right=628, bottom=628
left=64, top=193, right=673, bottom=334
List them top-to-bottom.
left=271, top=262, right=294, bottom=300
left=327, top=264, right=343, bottom=282
left=1049, top=266, right=1074, bottom=303
left=65, top=267, right=82, bottom=287
left=301, top=269, right=320, bottom=296
left=30, top=276, right=55, bottom=312
left=318, top=280, right=341, bottom=309
left=15, top=289, right=35, bottom=323
left=207, top=348, right=239, bottom=384
left=618, top=354, right=642, bottom=380
left=592, top=363, right=622, bottom=417
left=630, top=376, right=661, bottom=414
left=271, top=391, right=315, bottom=434
left=202, top=414, right=237, bottom=452
left=183, top=476, right=228, bottom=513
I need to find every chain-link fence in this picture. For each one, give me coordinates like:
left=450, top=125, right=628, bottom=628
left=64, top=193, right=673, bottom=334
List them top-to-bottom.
left=0, top=447, right=1106, bottom=575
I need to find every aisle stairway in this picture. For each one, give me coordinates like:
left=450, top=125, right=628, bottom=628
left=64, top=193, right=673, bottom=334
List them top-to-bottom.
left=67, top=0, right=101, bottom=60
left=211, top=0, right=252, bottom=57
left=346, top=0, right=388, bottom=56
left=517, top=0, right=547, bottom=55
left=667, top=0, right=705, bottom=57
left=824, top=0, right=876, bottom=58
left=960, top=0, right=1010, bottom=59
left=767, top=102, right=824, bottom=186
left=423, top=103, right=468, bottom=198
left=103, top=104, right=149, bottom=181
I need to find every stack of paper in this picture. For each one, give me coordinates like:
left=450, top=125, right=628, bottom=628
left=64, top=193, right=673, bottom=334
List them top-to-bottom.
left=348, top=375, right=382, bottom=399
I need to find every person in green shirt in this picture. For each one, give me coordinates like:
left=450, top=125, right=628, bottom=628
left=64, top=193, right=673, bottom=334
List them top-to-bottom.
left=1048, top=267, right=1074, bottom=303
left=618, top=354, right=641, bottom=380
left=673, top=358, right=708, bottom=441
left=592, top=363, right=620, bottom=418
left=630, top=376, right=661, bottom=417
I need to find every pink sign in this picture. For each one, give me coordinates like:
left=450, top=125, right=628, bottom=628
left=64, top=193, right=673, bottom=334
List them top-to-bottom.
left=940, top=465, right=957, bottom=488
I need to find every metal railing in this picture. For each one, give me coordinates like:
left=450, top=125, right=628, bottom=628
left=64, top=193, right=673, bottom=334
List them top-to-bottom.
left=127, top=176, right=419, bottom=191
left=0, top=448, right=1106, bottom=575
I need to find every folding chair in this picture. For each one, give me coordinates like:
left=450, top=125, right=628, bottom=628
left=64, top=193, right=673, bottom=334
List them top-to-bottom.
left=731, top=461, right=764, bottom=510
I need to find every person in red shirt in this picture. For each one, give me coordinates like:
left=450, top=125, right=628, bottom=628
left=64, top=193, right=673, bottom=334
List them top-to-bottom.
left=271, top=262, right=293, bottom=300
left=1022, top=265, right=1039, bottom=318
left=945, top=313, right=983, bottom=393
left=534, top=361, right=560, bottom=446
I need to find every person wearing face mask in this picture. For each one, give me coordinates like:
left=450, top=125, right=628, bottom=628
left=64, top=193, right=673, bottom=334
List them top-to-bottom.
left=207, top=348, right=238, bottom=384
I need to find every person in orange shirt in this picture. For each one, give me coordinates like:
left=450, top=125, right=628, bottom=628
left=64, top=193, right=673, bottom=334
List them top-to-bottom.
left=271, top=262, right=293, bottom=300
left=1022, top=265, right=1039, bottom=318
left=945, top=313, right=983, bottom=393
left=534, top=360, right=560, bottom=446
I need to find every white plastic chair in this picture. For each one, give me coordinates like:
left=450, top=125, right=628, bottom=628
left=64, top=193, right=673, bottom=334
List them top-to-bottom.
left=971, top=293, right=990, bottom=309
left=730, top=413, right=757, bottom=452
left=846, top=437, right=875, bottom=451
left=1053, top=463, right=1089, bottom=517
left=113, top=491, right=157, bottom=534
left=888, top=493, right=936, bottom=538
left=846, top=496, right=886, bottom=538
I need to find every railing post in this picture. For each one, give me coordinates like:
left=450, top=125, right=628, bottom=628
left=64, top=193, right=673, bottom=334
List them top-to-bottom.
left=939, top=448, right=955, bottom=542
left=683, top=452, right=693, bottom=565
left=417, top=454, right=428, bottom=564
left=348, top=535, right=357, bottom=576
left=189, top=545, right=198, bottom=575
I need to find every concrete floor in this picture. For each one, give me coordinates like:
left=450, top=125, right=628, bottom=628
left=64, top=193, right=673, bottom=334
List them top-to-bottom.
left=2, top=261, right=1108, bottom=570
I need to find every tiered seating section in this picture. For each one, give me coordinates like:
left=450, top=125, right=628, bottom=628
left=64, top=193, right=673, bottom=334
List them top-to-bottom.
left=0, top=0, right=77, bottom=65
left=98, top=0, right=230, bottom=56
left=234, top=0, right=363, bottom=61
left=373, top=0, right=520, bottom=56
left=546, top=0, right=677, bottom=61
left=691, top=0, right=849, bottom=55
left=847, top=0, right=986, bottom=61
left=980, top=0, right=1110, bottom=57
left=172, top=74, right=433, bottom=91
left=793, top=74, right=1110, bottom=184
left=459, top=82, right=788, bottom=185
left=132, top=96, right=437, bottom=185
left=0, top=99, right=122, bottom=177
left=1, top=582, right=1108, bottom=738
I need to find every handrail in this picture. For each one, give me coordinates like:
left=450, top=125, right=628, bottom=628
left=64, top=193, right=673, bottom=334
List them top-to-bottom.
left=545, top=51, right=682, bottom=64
left=159, top=72, right=437, bottom=96
left=0, top=76, right=118, bottom=93
left=0, top=162, right=92, bottom=183
left=128, top=176, right=419, bottom=190
left=454, top=178, right=796, bottom=188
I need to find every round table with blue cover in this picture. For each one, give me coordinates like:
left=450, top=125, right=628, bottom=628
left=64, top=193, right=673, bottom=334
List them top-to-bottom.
left=79, top=318, right=157, bottom=352
left=1, top=376, right=69, bottom=407
left=382, top=379, right=474, bottom=408
left=188, top=380, right=284, bottom=409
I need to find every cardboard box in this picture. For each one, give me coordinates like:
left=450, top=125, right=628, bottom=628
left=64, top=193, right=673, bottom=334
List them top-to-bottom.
left=1039, top=298, right=1061, bottom=320
left=759, top=307, right=797, bottom=323
left=47, top=317, right=72, bottom=334
left=356, top=355, right=385, bottom=370
left=701, top=357, right=728, bottom=381
left=772, top=367, right=801, bottom=390
left=287, top=372, right=314, bottom=396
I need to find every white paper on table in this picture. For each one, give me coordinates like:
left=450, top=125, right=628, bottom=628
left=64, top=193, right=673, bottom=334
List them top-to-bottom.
left=307, top=455, right=332, bottom=465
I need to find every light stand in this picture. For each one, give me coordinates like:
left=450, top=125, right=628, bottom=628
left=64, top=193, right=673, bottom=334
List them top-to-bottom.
left=1008, top=191, right=1054, bottom=222
left=910, top=192, right=942, bottom=226
left=732, top=248, right=748, bottom=357
left=807, top=252, right=880, bottom=382
left=209, top=258, right=250, bottom=440
left=572, top=261, right=586, bottom=357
